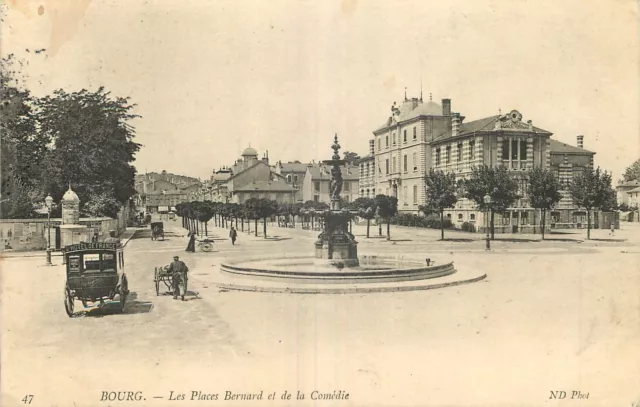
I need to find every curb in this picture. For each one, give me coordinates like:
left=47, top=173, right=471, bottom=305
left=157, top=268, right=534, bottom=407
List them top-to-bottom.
left=217, top=273, right=487, bottom=294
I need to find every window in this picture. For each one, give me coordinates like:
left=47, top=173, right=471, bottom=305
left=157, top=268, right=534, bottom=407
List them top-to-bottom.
left=413, top=127, right=417, bottom=140
left=403, top=130, right=407, bottom=143
left=392, top=133, right=396, bottom=145
left=386, top=136, right=389, bottom=147
left=378, top=139, right=381, bottom=151
left=469, top=140, right=475, bottom=160
left=502, top=140, right=509, bottom=159
left=511, top=140, right=518, bottom=160
left=520, top=140, right=527, bottom=160
left=457, top=143, right=462, bottom=162
left=446, top=146, right=451, bottom=163
left=436, top=148, right=441, bottom=165
left=413, top=152, right=418, bottom=171
left=403, top=155, right=408, bottom=172
left=392, top=157, right=396, bottom=173
left=385, top=159, right=389, bottom=174
left=287, top=174, right=292, bottom=183
left=294, top=175, right=298, bottom=183
left=314, top=181, right=320, bottom=192
left=344, top=182, right=350, bottom=192
left=413, top=185, right=418, bottom=203
left=403, top=186, right=408, bottom=202
left=313, top=195, right=320, bottom=202
left=457, top=213, right=463, bottom=222
left=470, top=213, right=476, bottom=222
left=83, top=254, right=101, bottom=272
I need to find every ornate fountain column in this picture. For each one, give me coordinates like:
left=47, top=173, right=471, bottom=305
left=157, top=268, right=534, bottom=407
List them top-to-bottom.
left=314, top=134, right=359, bottom=267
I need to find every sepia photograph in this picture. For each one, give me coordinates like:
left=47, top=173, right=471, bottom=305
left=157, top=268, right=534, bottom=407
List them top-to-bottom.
left=1, top=0, right=639, bottom=406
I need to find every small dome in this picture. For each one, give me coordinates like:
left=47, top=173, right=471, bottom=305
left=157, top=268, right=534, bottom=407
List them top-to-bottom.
left=241, top=147, right=258, bottom=157
left=62, top=187, right=80, bottom=203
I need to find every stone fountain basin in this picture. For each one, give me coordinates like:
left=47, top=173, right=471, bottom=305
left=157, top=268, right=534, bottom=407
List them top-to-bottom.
left=220, top=256, right=456, bottom=284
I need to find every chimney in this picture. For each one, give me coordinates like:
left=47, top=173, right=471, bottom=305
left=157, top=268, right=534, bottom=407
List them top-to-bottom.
left=442, top=99, right=451, bottom=115
left=452, top=113, right=461, bottom=137
left=577, top=135, right=584, bottom=149
left=369, top=139, right=375, bottom=156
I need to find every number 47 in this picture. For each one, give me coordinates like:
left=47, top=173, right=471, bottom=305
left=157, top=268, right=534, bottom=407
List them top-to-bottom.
left=22, top=395, right=34, bottom=404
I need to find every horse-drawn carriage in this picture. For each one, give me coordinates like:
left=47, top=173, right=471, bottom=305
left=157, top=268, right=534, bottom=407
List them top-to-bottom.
left=151, top=221, right=164, bottom=241
left=63, top=242, right=129, bottom=317
left=153, top=264, right=188, bottom=300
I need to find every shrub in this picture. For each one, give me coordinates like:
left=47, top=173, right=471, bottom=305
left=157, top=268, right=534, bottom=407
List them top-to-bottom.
left=424, top=214, right=453, bottom=229
left=461, top=222, right=476, bottom=232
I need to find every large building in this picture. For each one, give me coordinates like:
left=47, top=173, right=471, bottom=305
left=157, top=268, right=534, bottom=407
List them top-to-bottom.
left=371, top=94, right=599, bottom=232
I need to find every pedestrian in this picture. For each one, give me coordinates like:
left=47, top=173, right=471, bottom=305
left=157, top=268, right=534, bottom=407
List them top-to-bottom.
left=610, top=221, right=615, bottom=236
left=229, top=226, right=237, bottom=245
left=104, top=230, right=121, bottom=244
left=185, top=231, right=196, bottom=252
left=91, top=232, right=99, bottom=243
left=167, top=255, right=189, bottom=300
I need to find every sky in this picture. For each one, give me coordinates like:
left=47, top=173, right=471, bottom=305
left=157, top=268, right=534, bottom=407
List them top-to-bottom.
left=2, top=0, right=639, bottom=181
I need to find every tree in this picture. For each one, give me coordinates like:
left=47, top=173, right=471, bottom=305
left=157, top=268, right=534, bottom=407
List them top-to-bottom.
left=1, top=54, right=46, bottom=218
left=37, top=87, right=141, bottom=217
left=343, top=151, right=361, bottom=166
left=622, top=159, right=640, bottom=182
left=464, top=166, right=520, bottom=239
left=569, top=167, right=616, bottom=239
left=525, top=168, right=562, bottom=240
left=424, top=169, right=458, bottom=240
left=374, top=195, right=398, bottom=240
left=352, top=197, right=376, bottom=238
left=243, top=198, right=278, bottom=238
left=194, top=201, right=215, bottom=236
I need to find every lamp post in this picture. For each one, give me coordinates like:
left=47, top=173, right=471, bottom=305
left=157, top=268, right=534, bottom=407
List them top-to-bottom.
left=45, top=194, right=53, bottom=265
left=483, top=194, right=491, bottom=251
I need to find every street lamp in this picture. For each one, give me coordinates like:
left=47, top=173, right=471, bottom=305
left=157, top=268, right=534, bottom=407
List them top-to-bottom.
left=45, top=194, right=54, bottom=265
left=483, top=194, right=492, bottom=250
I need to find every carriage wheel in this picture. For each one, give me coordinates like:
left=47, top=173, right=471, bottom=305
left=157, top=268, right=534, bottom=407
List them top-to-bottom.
left=160, top=233, right=164, bottom=241
left=201, top=242, right=213, bottom=252
left=154, top=268, right=160, bottom=296
left=119, top=274, right=128, bottom=313
left=179, top=274, right=188, bottom=301
left=64, top=283, right=74, bottom=317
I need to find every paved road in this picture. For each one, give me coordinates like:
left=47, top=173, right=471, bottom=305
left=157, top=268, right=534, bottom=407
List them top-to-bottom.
left=1, top=220, right=639, bottom=407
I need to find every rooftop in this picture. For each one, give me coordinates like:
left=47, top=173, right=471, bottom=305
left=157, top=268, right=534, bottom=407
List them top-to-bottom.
left=549, top=139, right=595, bottom=155
left=307, top=164, right=359, bottom=181
left=234, top=180, right=297, bottom=192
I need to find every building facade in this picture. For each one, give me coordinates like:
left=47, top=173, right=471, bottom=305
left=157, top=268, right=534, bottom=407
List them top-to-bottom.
left=371, top=94, right=600, bottom=231
left=356, top=140, right=376, bottom=198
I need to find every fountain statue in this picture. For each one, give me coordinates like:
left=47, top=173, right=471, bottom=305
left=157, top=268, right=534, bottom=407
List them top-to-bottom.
left=314, top=134, right=359, bottom=267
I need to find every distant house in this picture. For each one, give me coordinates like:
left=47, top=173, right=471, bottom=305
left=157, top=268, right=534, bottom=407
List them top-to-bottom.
left=206, top=147, right=300, bottom=204
left=274, top=161, right=310, bottom=193
left=302, top=163, right=359, bottom=204
left=616, top=179, right=640, bottom=207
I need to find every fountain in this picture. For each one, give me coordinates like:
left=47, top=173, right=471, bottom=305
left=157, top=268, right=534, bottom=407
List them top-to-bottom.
left=314, top=134, right=360, bottom=268
left=218, top=135, right=486, bottom=293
